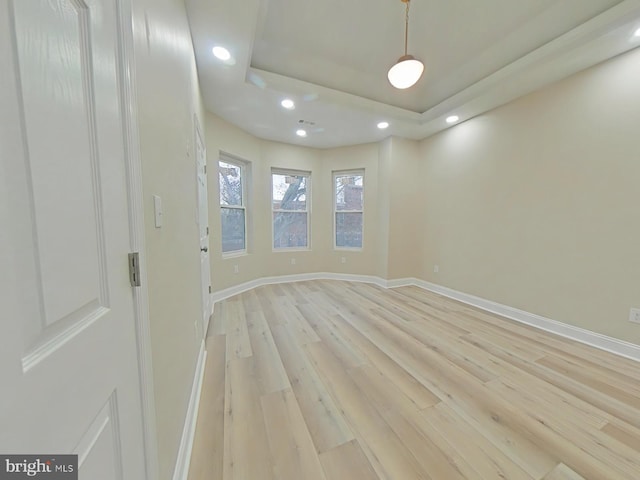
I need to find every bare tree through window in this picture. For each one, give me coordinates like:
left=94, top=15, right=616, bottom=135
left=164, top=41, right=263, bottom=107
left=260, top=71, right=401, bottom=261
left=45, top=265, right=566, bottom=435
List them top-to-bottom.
left=219, top=160, right=246, bottom=253
left=272, top=172, right=309, bottom=249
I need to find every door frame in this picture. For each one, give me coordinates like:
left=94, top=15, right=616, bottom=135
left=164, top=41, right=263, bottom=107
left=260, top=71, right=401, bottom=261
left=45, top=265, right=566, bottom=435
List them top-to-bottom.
left=115, top=1, right=158, bottom=479
left=194, top=114, right=212, bottom=338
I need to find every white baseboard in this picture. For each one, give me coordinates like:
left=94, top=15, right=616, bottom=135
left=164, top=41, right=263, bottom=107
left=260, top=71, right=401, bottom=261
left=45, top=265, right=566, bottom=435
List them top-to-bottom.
left=210, top=272, right=386, bottom=304
left=209, top=274, right=640, bottom=363
left=410, top=278, right=640, bottom=363
left=172, top=339, right=207, bottom=480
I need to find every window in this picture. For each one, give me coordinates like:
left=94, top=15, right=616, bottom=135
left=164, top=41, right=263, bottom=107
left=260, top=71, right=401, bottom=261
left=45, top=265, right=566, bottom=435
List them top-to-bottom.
left=219, top=158, right=246, bottom=254
left=272, top=170, right=310, bottom=249
left=334, top=170, right=364, bottom=249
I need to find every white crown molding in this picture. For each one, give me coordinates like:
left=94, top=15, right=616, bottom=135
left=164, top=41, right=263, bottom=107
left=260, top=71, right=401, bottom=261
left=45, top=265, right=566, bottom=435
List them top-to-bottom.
left=189, top=0, right=640, bottom=148
left=210, top=274, right=640, bottom=363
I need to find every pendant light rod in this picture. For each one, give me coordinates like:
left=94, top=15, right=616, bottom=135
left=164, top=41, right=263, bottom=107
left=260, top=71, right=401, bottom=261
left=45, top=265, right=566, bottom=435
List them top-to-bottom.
left=388, top=0, right=424, bottom=89
left=404, top=0, right=410, bottom=56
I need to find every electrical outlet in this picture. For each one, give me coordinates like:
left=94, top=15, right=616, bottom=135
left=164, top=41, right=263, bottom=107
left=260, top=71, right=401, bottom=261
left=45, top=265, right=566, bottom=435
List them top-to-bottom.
left=341, top=257, right=346, bottom=264
left=291, top=258, right=296, bottom=265
left=233, top=264, right=239, bottom=274
left=433, top=264, right=439, bottom=273
left=630, top=308, right=640, bottom=324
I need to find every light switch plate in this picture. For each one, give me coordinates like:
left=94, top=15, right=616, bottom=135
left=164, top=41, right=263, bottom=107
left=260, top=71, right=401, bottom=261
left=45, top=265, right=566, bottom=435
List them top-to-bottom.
left=153, top=195, right=163, bottom=228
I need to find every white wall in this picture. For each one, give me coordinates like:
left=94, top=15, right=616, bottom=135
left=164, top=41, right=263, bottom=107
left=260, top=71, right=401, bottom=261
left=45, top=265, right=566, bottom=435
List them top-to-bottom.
left=131, top=0, right=205, bottom=478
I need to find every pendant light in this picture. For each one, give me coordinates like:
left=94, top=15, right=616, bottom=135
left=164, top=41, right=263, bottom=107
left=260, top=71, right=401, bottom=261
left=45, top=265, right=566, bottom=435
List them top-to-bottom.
left=387, top=0, right=424, bottom=89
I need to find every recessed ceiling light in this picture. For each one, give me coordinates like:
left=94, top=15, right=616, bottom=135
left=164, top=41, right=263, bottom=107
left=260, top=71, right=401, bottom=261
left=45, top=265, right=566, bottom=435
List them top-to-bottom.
left=634, top=27, right=640, bottom=37
left=212, top=46, right=231, bottom=61
left=281, top=99, right=295, bottom=110
left=446, top=115, right=460, bottom=124
left=377, top=122, right=389, bottom=129
left=296, top=129, right=307, bottom=137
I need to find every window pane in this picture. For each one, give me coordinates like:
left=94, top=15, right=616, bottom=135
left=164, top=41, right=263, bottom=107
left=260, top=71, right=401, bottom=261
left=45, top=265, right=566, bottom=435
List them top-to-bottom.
left=219, top=161, right=242, bottom=206
left=272, top=173, right=307, bottom=210
left=335, top=174, right=363, bottom=211
left=221, top=208, right=245, bottom=252
left=273, top=212, right=307, bottom=248
left=336, top=212, right=362, bottom=248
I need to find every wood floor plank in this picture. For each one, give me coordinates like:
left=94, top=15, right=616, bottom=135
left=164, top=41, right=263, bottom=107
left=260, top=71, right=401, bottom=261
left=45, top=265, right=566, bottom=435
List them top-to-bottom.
left=189, top=280, right=640, bottom=480
left=279, top=281, right=311, bottom=305
left=255, top=285, right=283, bottom=326
left=240, top=288, right=262, bottom=313
left=324, top=290, right=561, bottom=478
left=275, top=296, right=321, bottom=345
left=224, top=299, right=253, bottom=359
left=210, top=301, right=227, bottom=336
left=296, top=303, right=366, bottom=369
left=370, top=306, right=498, bottom=383
left=458, top=308, right=640, bottom=381
left=246, top=310, right=290, bottom=395
left=328, top=312, right=440, bottom=409
left=270, top=324, right=354, bottom=453
left=467, top=327, right=548, bottom=362
left=463, top=332, right=640, bottom=431
left=187, top=334, right=226, bottom=480
left=305, top=341, right=429, bottom=480
left=536, top=354, right=640, bottom=410
left=223, top=356, right=274, bottom=480
left=349, top=364, right=470, bottom=480
left=487, top=376, right=610, bottom=432
left=485, top=379, right=640, bottom=479
left=261, top=389, right=327, bottom=480
left=421, top=403, right=534, bottom=480
left=601, top=421, right=640, bottom=453
left=319, top=439, right=379, bottom=480
left=544, top=463, right=586, bottom=480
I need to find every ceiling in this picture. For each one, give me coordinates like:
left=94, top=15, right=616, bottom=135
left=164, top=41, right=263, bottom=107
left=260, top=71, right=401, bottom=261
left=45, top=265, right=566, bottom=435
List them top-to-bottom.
left=185, top=0, right=640, bottom=148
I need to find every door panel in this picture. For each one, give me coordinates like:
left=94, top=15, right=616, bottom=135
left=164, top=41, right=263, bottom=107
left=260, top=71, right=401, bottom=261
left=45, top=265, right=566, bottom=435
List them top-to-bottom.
left=0, top=0, right=146, bottom=477
left=12, top=0, right=111, bottom=369
left=13, top=0, right=105, bottom=332
left=76, top=395, right=122, bottom=480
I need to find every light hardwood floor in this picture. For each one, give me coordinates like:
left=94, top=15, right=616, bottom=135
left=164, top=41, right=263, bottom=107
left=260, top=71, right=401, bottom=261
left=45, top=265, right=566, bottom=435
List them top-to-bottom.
left=187, top=280, right=640, bottom=480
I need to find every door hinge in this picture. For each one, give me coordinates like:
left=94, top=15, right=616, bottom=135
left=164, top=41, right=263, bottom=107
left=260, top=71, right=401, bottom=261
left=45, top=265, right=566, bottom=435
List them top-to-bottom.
left=204, top=165, right=207, bottom=174
left=206, top=226, right=209, bottom=235
left=128, top=252, right=141, bottom=287
left=208, top=285, right=212, bottom=294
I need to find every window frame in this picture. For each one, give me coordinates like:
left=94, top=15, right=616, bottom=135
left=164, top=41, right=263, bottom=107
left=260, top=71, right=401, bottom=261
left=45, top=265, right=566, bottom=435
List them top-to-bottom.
left=218, top=155, right=248, bottom=256
left=271, top=168, right=311, bottom=251
left=333, top=169, right=364, bottom=251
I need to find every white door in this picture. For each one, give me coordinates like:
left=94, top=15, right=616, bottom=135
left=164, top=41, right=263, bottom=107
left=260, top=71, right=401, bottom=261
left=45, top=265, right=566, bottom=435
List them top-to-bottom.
left=0, top=1, right=146, bottom=479
left=195, top=119, right=212, bottom=336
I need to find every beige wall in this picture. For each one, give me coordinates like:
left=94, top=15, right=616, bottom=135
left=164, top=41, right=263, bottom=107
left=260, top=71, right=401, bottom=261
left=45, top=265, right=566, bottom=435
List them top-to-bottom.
left=132, top=0, right=206, bottom=478
left=117, top=3, right=639, bottom=479
left=416, top=47, right=640, bottom=345
left=205, top=48, right=640, bottom=347
left=206, top=113, right=383, bottom=291
left=206, top=115, right=263, bottom=287
left=385, top=137, right=422, bottom=279
left=319, top=143, right=382, bottom=277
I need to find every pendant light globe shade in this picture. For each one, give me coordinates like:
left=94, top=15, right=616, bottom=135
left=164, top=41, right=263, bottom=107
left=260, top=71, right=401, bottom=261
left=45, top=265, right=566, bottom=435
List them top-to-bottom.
left=388, top=55, right=424, bottom=89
